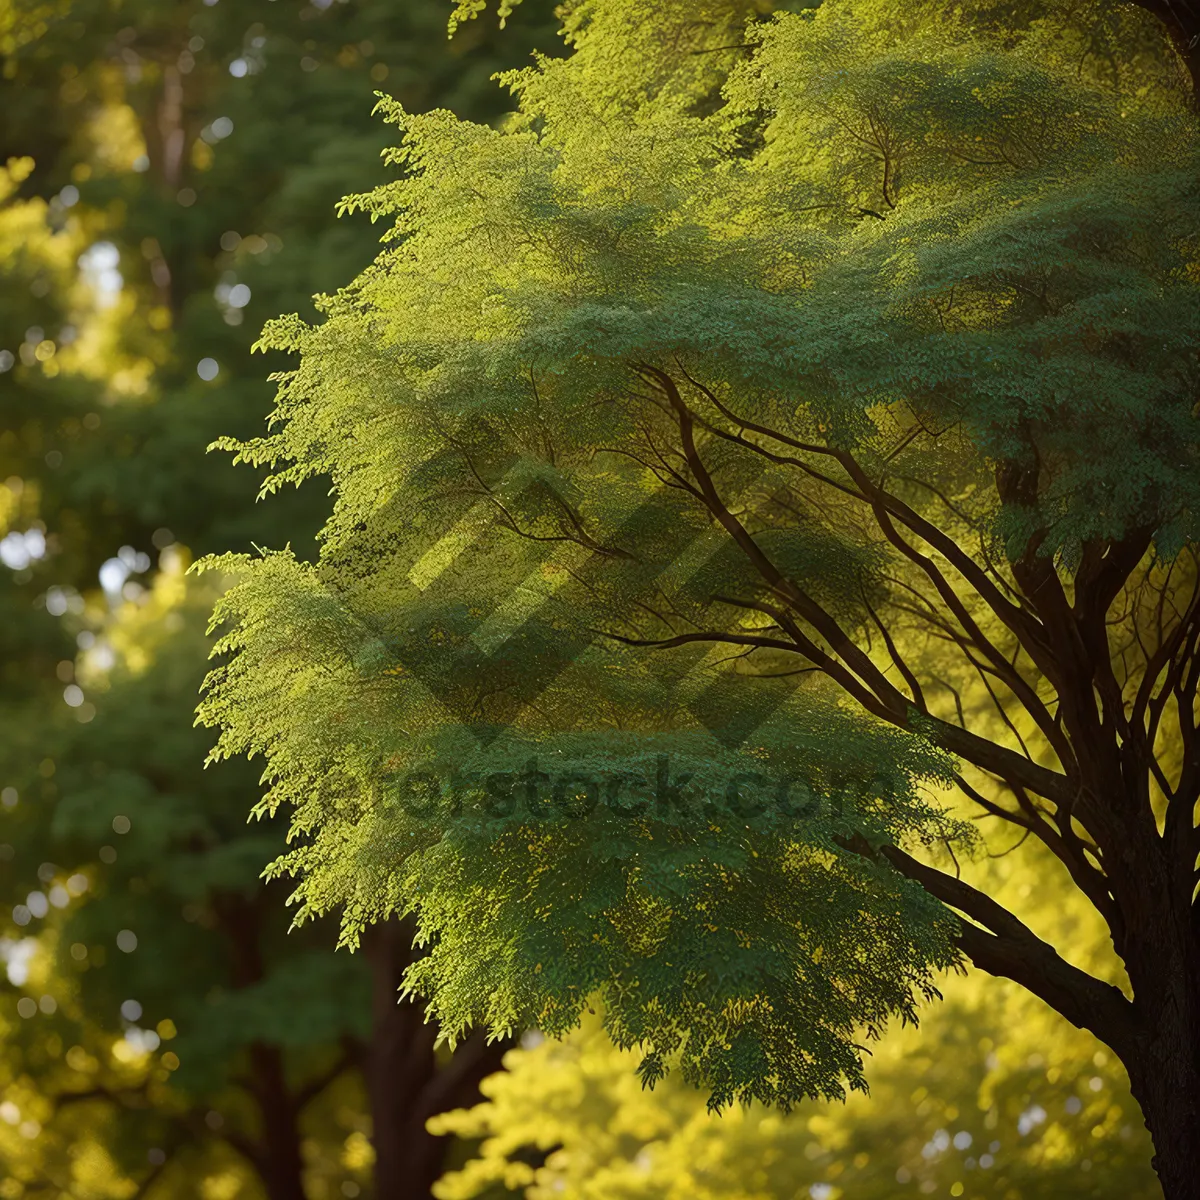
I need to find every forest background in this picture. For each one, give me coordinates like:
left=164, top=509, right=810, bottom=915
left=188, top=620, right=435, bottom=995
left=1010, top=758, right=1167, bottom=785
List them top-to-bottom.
left=0, top=0, right=1172, bottom=1198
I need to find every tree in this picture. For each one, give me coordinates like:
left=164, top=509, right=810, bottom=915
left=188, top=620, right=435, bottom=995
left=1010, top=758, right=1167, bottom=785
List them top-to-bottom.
left=1, top=0, right=559, bottom=1195
left=198, top=0, right=1200, bottom=1196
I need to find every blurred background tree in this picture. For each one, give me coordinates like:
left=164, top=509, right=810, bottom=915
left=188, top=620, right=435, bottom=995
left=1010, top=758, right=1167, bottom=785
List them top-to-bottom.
left=0, top=2, right=558, bottom=1197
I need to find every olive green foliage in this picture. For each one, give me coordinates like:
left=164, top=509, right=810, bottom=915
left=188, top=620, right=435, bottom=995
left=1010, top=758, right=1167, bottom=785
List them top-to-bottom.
left=199, top=0, right=1199, bottom=1119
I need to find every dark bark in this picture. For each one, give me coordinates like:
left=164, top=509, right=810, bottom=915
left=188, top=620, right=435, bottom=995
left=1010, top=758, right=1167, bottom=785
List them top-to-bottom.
left=212, top=890, right=311, bottom=1200
left=1119, top=901, right=1200, bottom=1200
left=362, top=918, right=513, bottom=1200
left=1124, top=1004, right=1200, bottom=1198
left=247, top=1044, right=309, bottom=1200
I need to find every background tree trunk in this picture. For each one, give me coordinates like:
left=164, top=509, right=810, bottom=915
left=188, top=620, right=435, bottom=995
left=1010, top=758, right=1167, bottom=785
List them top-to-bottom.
left=363, top=918, right=514, bottom=1200
left=249, top=1043, right=309, bottom=1200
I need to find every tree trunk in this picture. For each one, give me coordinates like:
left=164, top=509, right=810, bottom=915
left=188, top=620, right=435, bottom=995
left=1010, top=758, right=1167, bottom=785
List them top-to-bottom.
left=1106, top=1, right=1200, bottom=1187
left=213, top=889, right=311, bottom=1200
left=363, top=918, right=513, bottom=1200
left=364, top=918, right=440, bottom=1199
left=1120, top=930, right=1200, bottom=1200
left=1123, top=1017, right=1200, bottom=1197
left=250, top=1042, right=309, bottom=1200
left=1128, top=1069, right=1200, bottom=1198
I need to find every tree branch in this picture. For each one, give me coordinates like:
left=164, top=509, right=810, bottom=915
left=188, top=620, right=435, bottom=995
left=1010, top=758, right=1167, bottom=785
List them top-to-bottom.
left=879, top=844, right=1135, bottom=1049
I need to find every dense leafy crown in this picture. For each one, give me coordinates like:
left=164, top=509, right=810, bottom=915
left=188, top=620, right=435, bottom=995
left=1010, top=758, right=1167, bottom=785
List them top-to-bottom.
left=198, top=0, right=1200, bottom=1109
